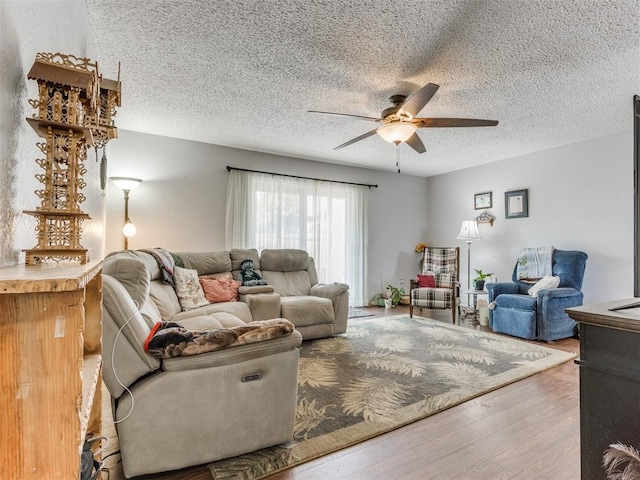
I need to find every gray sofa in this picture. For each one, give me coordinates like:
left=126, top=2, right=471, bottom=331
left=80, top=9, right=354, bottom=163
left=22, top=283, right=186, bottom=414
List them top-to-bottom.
left=101, top=248, right=348, bottom=477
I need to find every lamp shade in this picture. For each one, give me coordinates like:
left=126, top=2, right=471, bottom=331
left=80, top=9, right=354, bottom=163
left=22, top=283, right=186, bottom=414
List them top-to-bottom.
left=377, top=122, right=417, bottom=143
left=110, top=177, right=143, bottom=191
left=456, top=220, right=482, bottom=241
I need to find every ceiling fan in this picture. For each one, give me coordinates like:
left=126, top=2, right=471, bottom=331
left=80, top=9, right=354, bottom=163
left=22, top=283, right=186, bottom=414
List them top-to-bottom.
left=308, top=83, right=499, bottom=154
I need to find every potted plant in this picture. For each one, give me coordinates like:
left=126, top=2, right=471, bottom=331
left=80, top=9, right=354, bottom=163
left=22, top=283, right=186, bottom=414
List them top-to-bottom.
left=473, top=269, right=494, bottom=291
left=385, top=284, right=406, bottom=308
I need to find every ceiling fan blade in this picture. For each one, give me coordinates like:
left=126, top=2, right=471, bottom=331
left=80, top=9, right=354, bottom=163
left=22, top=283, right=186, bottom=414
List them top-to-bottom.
left=398, top=83, right=439, bottom=118
left=308, top=110, right=380, bottom=122
left=413, top=118, right=499, bottom=128
left=333, top=129, right=378, bottom=150
left=405, top=133, right=426, bottom=153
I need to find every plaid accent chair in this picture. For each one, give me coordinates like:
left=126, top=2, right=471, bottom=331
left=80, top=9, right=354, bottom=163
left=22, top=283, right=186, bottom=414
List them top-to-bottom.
left=410, top=247, right=460, bottom=323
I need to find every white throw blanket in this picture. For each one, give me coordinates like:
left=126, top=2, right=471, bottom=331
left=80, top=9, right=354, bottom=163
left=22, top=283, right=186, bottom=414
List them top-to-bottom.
left=516, top=247, right=554, bottom=281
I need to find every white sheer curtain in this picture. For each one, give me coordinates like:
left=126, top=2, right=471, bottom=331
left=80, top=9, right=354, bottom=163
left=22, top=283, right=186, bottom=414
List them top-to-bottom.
left=226, top=169, right=368, bottom=307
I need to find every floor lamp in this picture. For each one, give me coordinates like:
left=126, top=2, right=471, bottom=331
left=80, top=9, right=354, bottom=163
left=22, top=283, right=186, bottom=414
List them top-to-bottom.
left=110, top=177, right=143, bottom=249
left=456, top=220, right=482, bottom=318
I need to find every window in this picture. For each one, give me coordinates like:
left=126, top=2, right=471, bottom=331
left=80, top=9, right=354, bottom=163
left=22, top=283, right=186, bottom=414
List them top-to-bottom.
left=226, top=170, right=367, bottom=306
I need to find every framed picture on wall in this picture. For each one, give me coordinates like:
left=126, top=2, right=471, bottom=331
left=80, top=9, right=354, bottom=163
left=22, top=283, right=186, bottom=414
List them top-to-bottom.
left=505, top=189, right=529, bottom=219
left=474, top=191, right=492, bottom=210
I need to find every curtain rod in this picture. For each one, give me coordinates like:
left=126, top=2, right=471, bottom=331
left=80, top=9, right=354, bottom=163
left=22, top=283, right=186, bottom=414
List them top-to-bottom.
left=226, top=166, right=378, bottom=188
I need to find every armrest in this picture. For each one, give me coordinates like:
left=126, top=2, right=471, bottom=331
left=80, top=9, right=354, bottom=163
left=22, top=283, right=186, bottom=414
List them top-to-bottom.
left=310, top=282, right=349, bottom=304
left=310, top=282, right=349, bottom=334
left=486, top=282, right=519, bottom=301
left=238, top=285, right=274, bottom=295
left=537, top=287, right=581, bottom=299
left=537, top=287, right=583, bottom=312
left=239, top=291, right=281, bottom=321
left=162, top=329, right=302, bottom=372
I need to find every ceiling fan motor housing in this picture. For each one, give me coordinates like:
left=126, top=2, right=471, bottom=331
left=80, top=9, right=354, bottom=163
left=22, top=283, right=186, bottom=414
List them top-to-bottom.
left=382, top=95, right=410, bottom=121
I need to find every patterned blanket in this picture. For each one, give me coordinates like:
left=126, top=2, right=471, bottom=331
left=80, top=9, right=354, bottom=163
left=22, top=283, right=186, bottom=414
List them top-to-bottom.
left=516, top=246, right=554, bottom=282
left=139, top=248, right=176, bottom=287
left=144, top=318, right=295, bottom=358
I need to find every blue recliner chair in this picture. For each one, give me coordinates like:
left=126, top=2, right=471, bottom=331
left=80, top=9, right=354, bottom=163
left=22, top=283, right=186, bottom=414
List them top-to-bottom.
left=486, top=249, right=588, bottom=341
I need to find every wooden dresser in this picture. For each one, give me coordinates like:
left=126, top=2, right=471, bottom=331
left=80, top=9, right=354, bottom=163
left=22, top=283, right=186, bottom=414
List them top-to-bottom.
left=0, top=261, right=103, bottom=479
left=567, top=299, right=640, bottom=480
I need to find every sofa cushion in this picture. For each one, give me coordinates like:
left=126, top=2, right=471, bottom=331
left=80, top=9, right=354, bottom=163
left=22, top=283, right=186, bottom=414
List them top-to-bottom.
left=230, top=248, right=261, bottom=271
left=260, top=249, right=309, bottom=272
left=133, top=251, right=165, bottom=281
left=176, top=251, right=232, bottom=275
left=103, top=252, right=150, bottom=310
left=174, top=267, right=209, bottom=311
left=262, top=270, right=311, bottom=296
left=148, top=282, right=182, bottom=320
left=495, top=293, right=537, bottom=310
left=280, top=296, right=334, bottom=327
left=171, top=301, right=254, bottom=324
left=174, top=312, right=247, bottom=330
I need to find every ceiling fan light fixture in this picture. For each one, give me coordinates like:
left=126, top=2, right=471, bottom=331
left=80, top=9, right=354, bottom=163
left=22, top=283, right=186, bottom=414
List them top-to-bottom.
left=377, top=122, right=417, bottom=144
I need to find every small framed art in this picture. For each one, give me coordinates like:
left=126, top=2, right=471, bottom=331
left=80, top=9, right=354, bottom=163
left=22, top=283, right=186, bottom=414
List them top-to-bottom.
left=505, top=189, right=529, bottom=219
left=474, top=191, right=492, bottom=210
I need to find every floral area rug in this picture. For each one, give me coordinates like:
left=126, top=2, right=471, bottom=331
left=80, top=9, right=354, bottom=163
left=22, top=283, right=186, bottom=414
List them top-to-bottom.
left=209, top=315, right=575, bottom=479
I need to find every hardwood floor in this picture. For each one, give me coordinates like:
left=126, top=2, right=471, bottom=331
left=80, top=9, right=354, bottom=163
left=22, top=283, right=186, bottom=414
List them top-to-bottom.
left=104, top=306, right=580, bottom=480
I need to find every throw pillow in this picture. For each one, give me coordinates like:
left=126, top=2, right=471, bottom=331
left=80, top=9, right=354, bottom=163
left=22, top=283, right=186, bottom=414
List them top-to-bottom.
left=174, top=267, right=209, bottom=310
left=434, top=272, right=455, bottom=289
left=200, top=273, right=241, bottom=303
left=417, top=274, right=436, bottom=288
left=528, top=275, right=561, bottom=298
left=228, top=277, right=242, bottom=299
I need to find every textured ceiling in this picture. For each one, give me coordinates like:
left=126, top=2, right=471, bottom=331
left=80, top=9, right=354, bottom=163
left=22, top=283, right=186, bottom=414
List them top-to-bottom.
left=85, top=0, right=640, bottom=177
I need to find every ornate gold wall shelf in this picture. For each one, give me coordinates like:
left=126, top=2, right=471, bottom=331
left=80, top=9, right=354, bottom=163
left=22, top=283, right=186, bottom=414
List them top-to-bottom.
left=23, top=52, right=121, bottom=264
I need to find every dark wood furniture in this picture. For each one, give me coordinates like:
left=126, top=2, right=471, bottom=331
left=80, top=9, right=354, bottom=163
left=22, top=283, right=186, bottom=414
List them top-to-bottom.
left=567, top=299, right=640, bottom=480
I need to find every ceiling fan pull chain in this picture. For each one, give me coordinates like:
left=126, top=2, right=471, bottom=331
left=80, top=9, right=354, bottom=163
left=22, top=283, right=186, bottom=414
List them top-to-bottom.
left=395, top=143, right=401, bottom=174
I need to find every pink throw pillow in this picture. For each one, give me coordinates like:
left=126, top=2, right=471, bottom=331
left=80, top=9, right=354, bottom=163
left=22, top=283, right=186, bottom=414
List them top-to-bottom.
left=199, top=273, right=239, bottom=303
left=417, top=274, right=436, bottom=288
left=228, top=278, right=242, bottom=299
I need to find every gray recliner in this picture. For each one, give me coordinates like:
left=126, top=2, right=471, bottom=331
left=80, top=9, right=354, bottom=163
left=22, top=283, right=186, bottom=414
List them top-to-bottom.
left=259, top=249, right=349, bottom=340
left=101, top=253, right=302, bottom=478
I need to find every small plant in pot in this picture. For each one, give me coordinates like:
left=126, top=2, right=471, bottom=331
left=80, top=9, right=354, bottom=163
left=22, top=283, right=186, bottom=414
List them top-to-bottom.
left=473, top=269, right=493, bottom=291
left=385, top=284, right=406, bottom=308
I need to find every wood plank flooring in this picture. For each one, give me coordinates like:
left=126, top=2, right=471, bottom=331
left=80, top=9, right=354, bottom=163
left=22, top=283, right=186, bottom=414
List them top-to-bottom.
left=103, top=306, right=580, bottom=480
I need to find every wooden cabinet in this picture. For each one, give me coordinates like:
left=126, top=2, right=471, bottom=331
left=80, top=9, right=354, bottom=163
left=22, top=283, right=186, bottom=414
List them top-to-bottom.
left=0, top=261, right=103, bottom=479
left=567, top=300, right=640, bottom=480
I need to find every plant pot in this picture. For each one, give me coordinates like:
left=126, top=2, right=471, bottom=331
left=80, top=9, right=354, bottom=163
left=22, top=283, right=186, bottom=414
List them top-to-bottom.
left=475, top=280, right=485, bottom=291
left=384, top=298, right=393, bottom=308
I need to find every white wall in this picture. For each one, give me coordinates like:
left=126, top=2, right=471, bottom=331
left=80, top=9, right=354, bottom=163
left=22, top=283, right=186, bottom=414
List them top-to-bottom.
left=0, top=0, right=105, bottom=266
left=2, top=0, right=632, bottom=308
left=105, top=130, right=429, bottom=305
left=426, top=131, right=634, bottom=305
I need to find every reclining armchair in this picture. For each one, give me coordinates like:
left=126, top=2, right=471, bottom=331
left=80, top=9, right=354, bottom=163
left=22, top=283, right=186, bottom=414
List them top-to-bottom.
left=259, top=249, right=349, bottom=339
left=487, top=249, right=588, bottom=341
